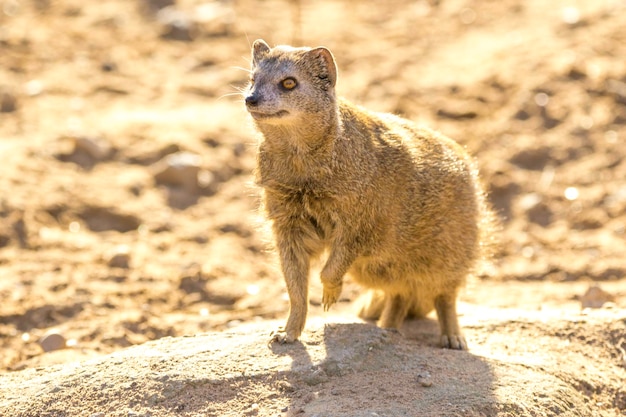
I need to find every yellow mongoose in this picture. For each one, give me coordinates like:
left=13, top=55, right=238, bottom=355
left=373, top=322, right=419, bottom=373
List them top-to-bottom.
left=245, top=39, right=493, bottom=349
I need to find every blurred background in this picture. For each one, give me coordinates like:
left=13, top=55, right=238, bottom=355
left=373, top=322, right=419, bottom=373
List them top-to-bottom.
left=1, top=0, right=625, bottom=370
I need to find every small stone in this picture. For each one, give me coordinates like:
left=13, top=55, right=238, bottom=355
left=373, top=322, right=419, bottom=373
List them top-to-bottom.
left=142, top=0, right=175, bottom=14
left=157, top=7, right=197, bottom=41
left=100, top=61, right=117, bottom=72
left=24, top=80, right=44, bottom=96
left=1, top=90, right=17, bottom=113
left=56, top=135, right=113, bottom=169
left=73, top=136, right=113, bottom=161
left=152, top=151, right=202, bottom=192
left=0, top=232, right=9, bottom=248
left=107, top=245, right=131, bottom=268
left=580, top=285, right=614, bottom=309
left=39, top=332, right=67, bottom=352
left=302, top=367, right=328, bottom=386
left=417, top=371, right=433, bottom=387
left=276, top=380, right=295, bottom=393
left=245, top=403, right=259, bottom=415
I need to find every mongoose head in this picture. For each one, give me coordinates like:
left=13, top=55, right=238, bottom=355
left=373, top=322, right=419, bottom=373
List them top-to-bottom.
left=245, top=39, right=337, bottom=126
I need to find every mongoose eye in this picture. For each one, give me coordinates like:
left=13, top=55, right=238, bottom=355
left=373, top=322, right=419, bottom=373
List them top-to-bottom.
left=281, top=78, right=297, bottom=90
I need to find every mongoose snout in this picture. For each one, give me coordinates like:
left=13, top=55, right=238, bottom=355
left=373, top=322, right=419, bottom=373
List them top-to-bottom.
left=244, top=93, right=259, bottom=107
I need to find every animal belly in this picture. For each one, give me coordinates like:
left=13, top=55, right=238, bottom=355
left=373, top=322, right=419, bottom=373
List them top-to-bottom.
left=349, top=258, right=412, bottom=292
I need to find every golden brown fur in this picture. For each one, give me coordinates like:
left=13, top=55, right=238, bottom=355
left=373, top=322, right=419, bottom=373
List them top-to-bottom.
left=245, top=39, right=494, bottom=349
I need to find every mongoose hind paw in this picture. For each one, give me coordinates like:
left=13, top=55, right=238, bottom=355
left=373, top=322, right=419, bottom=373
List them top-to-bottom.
left=440, top=334, right=468, bottom=350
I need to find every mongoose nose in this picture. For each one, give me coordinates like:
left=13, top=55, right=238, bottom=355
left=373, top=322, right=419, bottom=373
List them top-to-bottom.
left=245, top=94, right=259, bottom=107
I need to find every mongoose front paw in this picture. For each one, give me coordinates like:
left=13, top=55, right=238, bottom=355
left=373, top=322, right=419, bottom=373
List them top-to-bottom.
left=322, top=283, right=342, bottom=311
left=269, top=329, right=298, bottom=345
left=441, top=334, right=468, bottom=350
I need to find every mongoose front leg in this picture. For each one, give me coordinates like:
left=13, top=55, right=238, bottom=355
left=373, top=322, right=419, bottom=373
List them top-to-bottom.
left=271, top=239, right=311, bottom=344
left=434, top=293, right=467, bottom=350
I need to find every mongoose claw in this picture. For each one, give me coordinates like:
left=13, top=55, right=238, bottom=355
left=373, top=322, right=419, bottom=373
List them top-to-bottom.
left=322, top=283, right=342, bottom=311
left=269, top=329, right=297, bottom=345
left=441, top=334, right=468, bottom=350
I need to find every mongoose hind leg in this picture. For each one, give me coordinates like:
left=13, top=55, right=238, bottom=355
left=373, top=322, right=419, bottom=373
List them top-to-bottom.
left=356, top=289, right=385, bottom=321
left=377, top=293, right=411, bottom=330
left=434, top=293, right=467, bottom=350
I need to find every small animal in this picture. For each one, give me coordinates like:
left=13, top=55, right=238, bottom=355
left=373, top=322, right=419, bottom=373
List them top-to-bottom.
left=245, top=39, right=494, bottom=349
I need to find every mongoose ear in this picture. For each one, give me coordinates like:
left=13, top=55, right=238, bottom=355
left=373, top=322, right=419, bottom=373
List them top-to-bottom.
left=252, top=39, right=271, bottom=66
left=308, top=47, right=338, bottom=88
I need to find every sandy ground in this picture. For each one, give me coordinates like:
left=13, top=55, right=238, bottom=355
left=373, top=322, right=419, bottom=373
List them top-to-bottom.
left=1, top=0, right=626, bottom=415
left=1, top=314, right=625, bottom=416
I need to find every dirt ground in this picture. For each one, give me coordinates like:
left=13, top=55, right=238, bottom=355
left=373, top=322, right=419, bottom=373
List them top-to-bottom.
left=1, top=0, right=626, bottom=414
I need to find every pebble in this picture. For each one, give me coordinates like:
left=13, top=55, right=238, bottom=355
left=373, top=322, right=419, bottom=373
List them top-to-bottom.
left=142, top=0, right=175, bottom=13
left=561, top=6, right=580, bottom=25
left=157, top=7, right=196, bottom=41
left=24, top=79, right=44, bottom=96
left=1, top=90, right=17, bottom=113
left=72, top=136, right=113, bottom=162
left=152, top=151, right=202, bottom=192
left=152, top=152, right=202, bottom=198
left=107, top=245, right=131, bottom=268
left=580, top=285, right=614, bottom=309
left=39, top=331, right=67, bottom=352
left=417, top=371, right=433, bottom=387
left=276, top=380, right=295, bottom=393
left=244, top=403, right=259, bottom=415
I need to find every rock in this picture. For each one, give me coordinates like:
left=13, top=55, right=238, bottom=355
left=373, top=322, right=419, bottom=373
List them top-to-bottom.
left=141, top=0, right=175, bottom=14
left=154, top=2, right=235, bottom=41
left=191, top=2, right=235, bottom=36
left=157, top=7, right=197, bottom=41
left=24, top=80, right=44, bottom=96
left=1, top=90, right=18, bottom=113
left=436, top=106, right=478, bottom=120
left=55, top=135, right=114, bottom=169
left=72, top=136, right=113, bottom=161
left=123, top=143, right=180, bottom=166
left=509, top=146, right=552, bottom=171
left=152, top=151, right=202, bottom=192
left=152, top=151, right=210, bottom=208
left=518, top=193, right=553, bottom=227
left=78, top=206, right=141, bottom=233
left=0, top=210, right=29, bottom=248
left=10, top=210, right=28, bottom=248
left=0, top=232, right=10, bottom=248
left=107, top=245, right=132, bottom=269
left=580, top=285, right=615, bottom=309
left=38, top=332, right=67, bottom=353
left=417, top=371, right=433, bottom=387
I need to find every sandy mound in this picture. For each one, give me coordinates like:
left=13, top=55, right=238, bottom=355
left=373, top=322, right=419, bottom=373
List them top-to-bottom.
left=2, top=308, right=625, bottom=416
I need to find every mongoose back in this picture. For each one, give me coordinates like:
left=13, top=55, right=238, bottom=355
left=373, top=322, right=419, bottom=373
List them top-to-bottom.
left=245, top=39, right=493, bottom=349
